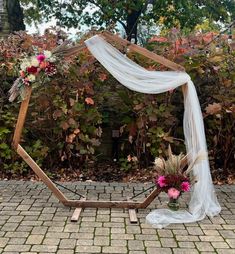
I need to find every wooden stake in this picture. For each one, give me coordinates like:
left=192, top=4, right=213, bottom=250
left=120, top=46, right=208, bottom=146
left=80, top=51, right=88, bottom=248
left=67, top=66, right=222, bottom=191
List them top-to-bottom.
left=71, top=198, right=86, bottom=222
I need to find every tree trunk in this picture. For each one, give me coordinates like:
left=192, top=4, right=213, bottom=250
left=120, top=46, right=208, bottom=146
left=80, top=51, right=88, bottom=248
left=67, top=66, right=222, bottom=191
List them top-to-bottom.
left=6, top=0, right=25, bottom=31
left=126, top=8, right=142, bottom=43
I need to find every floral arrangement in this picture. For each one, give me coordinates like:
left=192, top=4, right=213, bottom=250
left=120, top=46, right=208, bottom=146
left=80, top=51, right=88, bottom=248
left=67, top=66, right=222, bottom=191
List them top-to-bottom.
left=9, top=41, right=81, bottom=102
left=9, top=50, right=57, bottom=102
left=20, top=51, right=57, bottom=82
left=154, top=146, right=206, bottom=210
left=156, top=174, right=190, bottom=200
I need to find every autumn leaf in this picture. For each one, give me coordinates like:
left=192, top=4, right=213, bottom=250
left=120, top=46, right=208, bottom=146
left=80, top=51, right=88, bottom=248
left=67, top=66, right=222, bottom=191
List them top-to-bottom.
left=209, top=56, right=223, bottom=63
left=98, top=73, right=107, bottom=81
left=85, top=83, right=94, bottom=95
left=85, top=97, right=94, bottom=105
left=69, top=98, right=75, bottom=106
left=134, top=103, right=144, bottom=110
left=205, top=103, right=222, bottom=115
left=53, top=110, right=63, bottom=120
left=149, top=114, right=157, bottom=122
left=68, top=118, right=76, bottom=126
left=61, top=122, right=69, bottom=130
left=119, top=124, right=126, bottom=134
left=95, top=127, right=102, bottom=137
left=73, top=128, right=80, bottom=135
left=66, top=133, right=76, bottom=143
left=90, top=138, right=101, bottom=146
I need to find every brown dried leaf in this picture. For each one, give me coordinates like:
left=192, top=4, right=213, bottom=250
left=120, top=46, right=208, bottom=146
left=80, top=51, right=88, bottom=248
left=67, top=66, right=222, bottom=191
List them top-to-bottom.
left=98, top=73, right=107, bottom=81
left=69, top=98, right=75, bottom=106
left=134, top=103, right=144, bottom=111
left=205, top=103, right=222, bottom=115
left=53, top=110, right=63, bottom=120
left=149, top=115, right=157, bottom=122
left=68, top=118, right=77, bottom=126
left=61, top=122, right=69, bottom=130
left=73, top=128, right=80, bottom=135
left=66, top=133, right=76, bottom=143
left=90, top=138, right=101, bottom=146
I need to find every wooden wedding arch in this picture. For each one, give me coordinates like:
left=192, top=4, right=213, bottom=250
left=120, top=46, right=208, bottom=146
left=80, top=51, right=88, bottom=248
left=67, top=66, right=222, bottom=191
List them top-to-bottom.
left=12, top=31, right=185, bottom=222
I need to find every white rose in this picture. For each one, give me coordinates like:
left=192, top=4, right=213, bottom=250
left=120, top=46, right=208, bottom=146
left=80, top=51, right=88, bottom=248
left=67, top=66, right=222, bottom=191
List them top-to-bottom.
left=44, top=50, right=52, bottom=59
left=49, top=56, right=56, bottom=62
left=31, top=57, right=39, bottom=67
left=20, top=60, right=30, bottom=71
left=27, top=74, right=36, bottom=82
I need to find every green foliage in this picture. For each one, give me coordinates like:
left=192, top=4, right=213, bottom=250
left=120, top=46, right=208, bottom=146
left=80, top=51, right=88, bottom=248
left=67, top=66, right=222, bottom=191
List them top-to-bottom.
left=20, top=0, right=235, bottom=40
left=0, top=28, right=234, bottom=180
left=149, top=29, right=235, bottom=174
left=0, top=31, right=103, bottom=176
left=119, top=158, right=132, bottom=171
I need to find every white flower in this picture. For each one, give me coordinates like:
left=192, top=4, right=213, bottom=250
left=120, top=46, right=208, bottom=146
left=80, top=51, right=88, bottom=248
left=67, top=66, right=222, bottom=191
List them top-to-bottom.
left=44, top=50, right=52, bottom=59
left=49, top=56, right=56, bottom=62
left=31, top=57, right=39, bottom=67
left=20, top=60, right=30, bottom=71
left=27, top=74, right=36, bottom=82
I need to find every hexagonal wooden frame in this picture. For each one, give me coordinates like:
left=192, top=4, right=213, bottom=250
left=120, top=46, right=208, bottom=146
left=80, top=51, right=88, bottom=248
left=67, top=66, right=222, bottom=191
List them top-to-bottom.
left=12, top=32, right=184, bottom=210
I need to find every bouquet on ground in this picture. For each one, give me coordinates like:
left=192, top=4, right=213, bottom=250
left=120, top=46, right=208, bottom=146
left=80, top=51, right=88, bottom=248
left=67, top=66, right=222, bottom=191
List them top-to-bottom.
left=154, top=146, right=206, bottom=210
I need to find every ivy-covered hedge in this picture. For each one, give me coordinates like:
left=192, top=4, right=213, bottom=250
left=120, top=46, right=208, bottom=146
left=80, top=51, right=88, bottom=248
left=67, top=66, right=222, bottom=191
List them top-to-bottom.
left=0, top=30, right=234, bottom=181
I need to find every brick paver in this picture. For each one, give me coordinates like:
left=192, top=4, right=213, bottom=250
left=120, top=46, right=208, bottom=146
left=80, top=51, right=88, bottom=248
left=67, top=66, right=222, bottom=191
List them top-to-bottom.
left=0, top=180, right=234, bottom=253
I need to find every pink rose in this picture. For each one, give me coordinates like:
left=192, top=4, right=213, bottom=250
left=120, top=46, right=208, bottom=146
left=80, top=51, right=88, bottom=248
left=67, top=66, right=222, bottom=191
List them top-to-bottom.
left=37, top=54, right=46, bottom=62
left=157, top=176, right=167, bottom=187
left=181, top=181, right=190, bottom=192
left=167, top=187, right=180, bottom=199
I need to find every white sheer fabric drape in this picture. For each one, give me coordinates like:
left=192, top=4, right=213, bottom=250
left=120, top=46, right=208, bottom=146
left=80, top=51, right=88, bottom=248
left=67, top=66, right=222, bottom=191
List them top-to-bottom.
left=85, top=35, right=221, bottom=228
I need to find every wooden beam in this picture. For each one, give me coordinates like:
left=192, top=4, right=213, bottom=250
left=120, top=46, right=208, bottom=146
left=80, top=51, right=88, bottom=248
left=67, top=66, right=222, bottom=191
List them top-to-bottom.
left=102, top=31, right=185, bottom=72
left=129, top=44, right=185, bottom=72
left=12, top=87, right=32, bottom=149
left=16, top=144, right=160, bottom=209
left=17, top=144, right=68, bottom=203
left=138, top=188, right=161, bottom=209
left=71, top=198, right=86, bottom=222
left=63, top=199, right=142, bottom=209
left=71, top=207, right=83, bottom=222
left=128, top=209, right=138, bottom=224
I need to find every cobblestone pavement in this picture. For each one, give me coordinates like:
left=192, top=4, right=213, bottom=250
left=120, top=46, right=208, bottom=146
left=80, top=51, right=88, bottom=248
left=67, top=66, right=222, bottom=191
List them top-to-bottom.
left=0, top=181, right=234, bottom=254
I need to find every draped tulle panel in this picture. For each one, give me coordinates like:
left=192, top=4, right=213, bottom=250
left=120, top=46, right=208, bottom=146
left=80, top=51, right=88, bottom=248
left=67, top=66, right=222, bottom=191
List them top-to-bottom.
left=85, top=35, right=221, bottom=228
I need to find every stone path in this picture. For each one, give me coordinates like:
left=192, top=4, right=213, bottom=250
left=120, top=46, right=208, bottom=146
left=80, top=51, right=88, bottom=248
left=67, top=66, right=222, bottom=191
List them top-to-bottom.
left=0, top=180, right=234, bottom=254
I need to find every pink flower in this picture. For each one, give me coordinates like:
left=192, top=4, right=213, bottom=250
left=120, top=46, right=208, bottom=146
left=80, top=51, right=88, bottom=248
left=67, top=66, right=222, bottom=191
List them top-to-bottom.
left=37, top=54, right=45, bottom=63
left=157, top=176, right=167, bottom=187
left=181, top=181, right=190, bottom=192
left=167, top=188, right=180, bottom=199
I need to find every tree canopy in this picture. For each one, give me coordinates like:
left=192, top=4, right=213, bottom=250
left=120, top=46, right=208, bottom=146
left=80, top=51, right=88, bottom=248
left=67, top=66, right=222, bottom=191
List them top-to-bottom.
left=20, top=0, right=235, bottom=41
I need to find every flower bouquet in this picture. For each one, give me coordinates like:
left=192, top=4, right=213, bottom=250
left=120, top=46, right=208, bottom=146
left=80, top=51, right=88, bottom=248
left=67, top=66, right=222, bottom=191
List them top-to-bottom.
left=9, top=41, right=82, bottom=102
left=154, top=146, right=205, bottom=211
